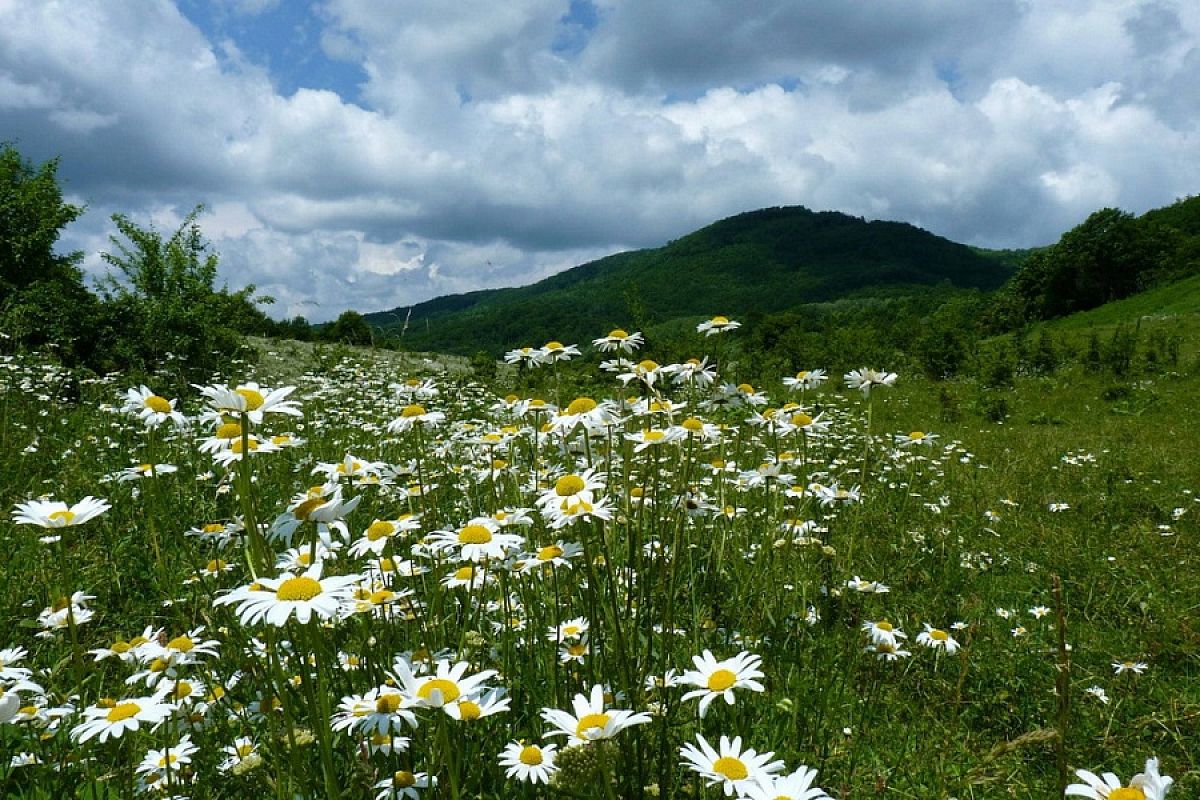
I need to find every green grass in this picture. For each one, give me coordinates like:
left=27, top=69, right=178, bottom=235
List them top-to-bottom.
left=0, top=309, right=1197, bottom=798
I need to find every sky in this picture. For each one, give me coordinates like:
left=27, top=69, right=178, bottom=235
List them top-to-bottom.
left=2, top=0, right=1198, bottom=321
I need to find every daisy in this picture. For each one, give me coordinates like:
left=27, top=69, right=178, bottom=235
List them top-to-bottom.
left=696, top=316, right=741, bottom=336
left=593, top=328, right=644, bottom=353
left=539, top=341, right=581, bottom=363
left=504, top=347, right=544, bottom=367
left=671, top=357, right=718, bottom=387
left=844, top=368, right=897, bottom=395
left=782, top=370, right=828, bottom=392
left=197, top=382, right=302, bottom=424
left=122, top=386, right=188, bottom=428
left=386, top=405, right=447, bottom=433
left=626, top=427, right=687, bottom=453
left=897, top=431, right=939, bottom=447
left=211, top=435, right=283, bottom=466
left=13, top=496, right=110, bottom=528
left=349, top=515, right=422, bottom=557
left=426, top=521, right=525, bottom=563
left=517, top=540, right=583, bottom=573
left=214, top=562, right=361, bottom=626
left=862, top=621, right=907, bottom=649
left=915, top=624, right=960, bottom=654
left=679, top=650, right=766, bottom=718
left=391, top=658, right=498, bottom=709
left=1113, top=660, right=1149, bottom=675
left=541, top=684, right=651, bottom=744
left=331, top=688, right=419, bottom=735
left=444, top=689, right=510, bottom=721
left=71, top=695, right=176, bottom=743
left=136, top=734, right=197, bottom=778
left=679, top=734, right=784, bottom=797
left=219, top=737, right=259, bottom=771
left=498, top=741, right=559, bottom=784
left=1066, top=757, right=1173, bottom=799
left=743, top=765, right=831, bottom=800
left=374, top=770, right=435, bottom=800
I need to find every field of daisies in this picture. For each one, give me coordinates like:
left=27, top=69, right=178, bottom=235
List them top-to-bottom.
left=1, top=319, right=1197, bottom=799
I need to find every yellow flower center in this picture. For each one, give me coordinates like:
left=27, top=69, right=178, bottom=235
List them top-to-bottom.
left=711, top=316, right=729, bottom=325
left=608, top=329, right=628, bottom=339
left=545, top=341, right=564, bottom=350
left=637, top=359, right=659, bottom=372
left=795, top=371, right=809, bottom=380
left=737, top=383, right=755, bottom=394
left=235, top=388, right=265, bottom=411
left=144, top=395, right=172, bottom=413
left=566, top=397, right=598, bottom=415
left=401, top=404, right=426, bottom=418
left=791, top=413, right=813, bottom=427
left=682, top=418, right=704, bottom=432
left=215, top=421, right=244, bottom=440
left=643, top=429, right=665, bottom=442
left=909, top=431, right=926, bottom=440
left=230, top=437, right=259, bottom=454
left=555, top=475, right=586, bottom=496
left=293, top=498, right=324, bottom=520
left=49, top=510, right=75, bottom=524
left=366, top=521, right=395, bottom=541
left=458, top=525, right=493, bottom=544
left=537, top=545, right=564, bottom=561
left=205, top=559, right=227, bottom=573
left=453, top=566, right=475, bottom=582
left=276, top=576, right=323, bottom=602
left=876, top=621, right=894, bottom=632
left=929, top=629, right=948, bottom=641
left=167, top=635, right=194, bottom=652
left=111, top=641, right=131, bottom=654
left=567, top=643, right=587, bottom=657
left=707, top=669, right=737, bottom=692
left=417, top=679, right=460, bottom=703
left=173, top=681, right=193, bottom=699
left=376, top=694, right=403, bottom=714
left=457, top=700, right=482, bottom=720
left=106, top=702, right=140, bottom=722
left=576, top=712, right=610, bottom=738
left=236, top=743, right=254, bottom=758
left=519, top=745, right=544, bottom=765
left=712, top=756, right=748, bottom=781
left=393, top=771, right=416, bottom=788
left=1109, top=790, right=1146, bottom=800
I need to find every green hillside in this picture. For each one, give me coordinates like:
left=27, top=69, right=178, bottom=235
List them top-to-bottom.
left=365, top=206, right=1015, bottom=355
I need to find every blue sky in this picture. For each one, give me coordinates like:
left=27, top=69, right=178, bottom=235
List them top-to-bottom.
left=2, top=1, right=1198, bottom=321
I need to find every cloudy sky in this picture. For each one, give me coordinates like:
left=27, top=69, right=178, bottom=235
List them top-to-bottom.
left=3, top=1, right=1198, bottom=320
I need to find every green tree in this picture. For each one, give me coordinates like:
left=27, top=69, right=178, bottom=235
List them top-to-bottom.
left=0, top=143, right=97, bottom=361
left=97, top=205, right=271, bottom=383
left=322, top=310, right=374, bottom=346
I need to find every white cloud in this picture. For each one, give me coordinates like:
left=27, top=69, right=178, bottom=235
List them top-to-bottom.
left=3, top=0, right=1198, bottom=321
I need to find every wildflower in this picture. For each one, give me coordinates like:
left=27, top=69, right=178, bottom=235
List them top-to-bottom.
left=696, top=316, right=742, bottom=336
left=593, top=329, right=644, bottom=353
left=539, top=341, right=581, bottom=363
left=504, top=347, right=544, bottom=367
left=843, top=368, right=897, bottom=395
left=782, top=369, right=828, bottom=392
left=197, top=382, right=302, bottom=424
left=122, top=386, right=188, bottom=428
left=386, top=405, right=446, bottom=433
left=898, top=431, right=939, bottom=447
left=115, top=462, right=179, bottom=481
left=13, top=496, right=110, bottom=528
left=1049, top=502, right=1071, bottom=512
left=349, top=515, right=422, bottom=557
left=427, top=521, right=525, bottom=563
left=214, top=562, right=361, bottom=626
left=862, top=621, right=907, bottom=649
left=915, top=624, right=960, bottom=654
left=679, top=650, right=766, bottom=718
left=391, top=658, right=498, bottom=710
left=1113, top=661, right=1148, bottom=675
left=541, top=684, right=651, bottom=744
left=1085, top=686, right=1110, bottom=705
left=332, top=688, right=419, bottom=735
left=444, top=689, right=510, bottom=721
left=71, top=695, right=176, bottom=743
left=136, top=734, right=197, bottom=779
left=679, top=734, right=784, bottom=797
left=219, top=737, right=258, bottom=771
left=498, top=740, right=559, bottom=784
left=1065, top=757, right=1173, bottom=799
left=743, top=765, right=832, bottom=800
left=374, top=770, right=435, bottom=800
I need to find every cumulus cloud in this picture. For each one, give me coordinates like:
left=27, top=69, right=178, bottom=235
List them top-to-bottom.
left=2, top=0, right=1198, bottom=320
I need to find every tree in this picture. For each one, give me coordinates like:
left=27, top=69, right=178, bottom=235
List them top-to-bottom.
left=0, top=143, right=96, bottom=361
left=97, top=205, right=271, bottom=383
left=322, top=310, right=374, bottom=346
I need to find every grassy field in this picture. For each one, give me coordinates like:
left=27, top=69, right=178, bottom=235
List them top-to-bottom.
left=0, top=309, right=1197, bottom=798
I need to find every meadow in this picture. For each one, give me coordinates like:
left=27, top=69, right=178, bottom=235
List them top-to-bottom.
left=0, top=319, right=1196, bottom=799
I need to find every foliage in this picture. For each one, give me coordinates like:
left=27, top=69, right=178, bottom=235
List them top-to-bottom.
left=0, top=144, right=95, bottom=363
left=93, top=206, right=272, bottom=384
